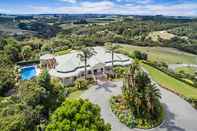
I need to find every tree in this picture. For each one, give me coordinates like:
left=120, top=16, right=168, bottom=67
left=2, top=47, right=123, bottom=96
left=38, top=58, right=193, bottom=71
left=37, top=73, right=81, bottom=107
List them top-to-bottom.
left=4, top=39, right=21, bottom=62
left=105, top=42, right=120, bottom=72
left=21, top=45, right=32, bottom=60
left=77, top=47, right=95, bottom=79
left=133, top=50, right=148, bottom=60
left=122, top=61, right=161, bottom=120
left=0, top=67, right=15, bottom=96
left=37, top=70, right=64, bottom=112
left=17, top=80, right=46, bottom=106
left=0, top=97, right=42, bottom=131
left=46, top=99, right=111, bottom=131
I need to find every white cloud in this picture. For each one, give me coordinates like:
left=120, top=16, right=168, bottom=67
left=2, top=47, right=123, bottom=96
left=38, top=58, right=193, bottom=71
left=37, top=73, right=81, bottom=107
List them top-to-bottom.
left=60, top=0, right=77, bottom=3
left=17, top=1, right=197, bottom=16
left=0, top=9, right=11, bottom=13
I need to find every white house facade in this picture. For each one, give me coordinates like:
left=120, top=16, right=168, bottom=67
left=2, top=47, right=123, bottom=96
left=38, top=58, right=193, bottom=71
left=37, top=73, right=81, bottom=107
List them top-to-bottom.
left=40, top=46, right=132, bottom=85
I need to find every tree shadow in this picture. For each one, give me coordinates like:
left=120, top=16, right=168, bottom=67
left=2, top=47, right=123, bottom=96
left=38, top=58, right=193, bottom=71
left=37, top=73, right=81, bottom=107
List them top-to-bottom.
left=96, top=81, right=117, bottom=92
left=159, top=103, right=185, bottom=131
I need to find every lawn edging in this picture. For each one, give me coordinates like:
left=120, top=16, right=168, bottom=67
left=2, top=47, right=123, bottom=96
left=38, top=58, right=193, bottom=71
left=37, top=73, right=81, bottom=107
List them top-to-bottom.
left=143, top=61, right=196, bottom=87
left=143, top=62, right=197, bottom=109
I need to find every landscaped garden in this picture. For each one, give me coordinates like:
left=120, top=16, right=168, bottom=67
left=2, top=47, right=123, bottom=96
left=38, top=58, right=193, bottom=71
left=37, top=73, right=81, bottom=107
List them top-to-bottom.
left=110, top=62, right=164, bottom=129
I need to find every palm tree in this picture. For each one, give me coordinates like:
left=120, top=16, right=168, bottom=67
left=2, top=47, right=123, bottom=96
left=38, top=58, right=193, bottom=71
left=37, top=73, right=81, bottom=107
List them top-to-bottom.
left=105, top=42, right=120, bottom=72
left=77, top=47, right=96, bottom=80
left=122, top=61, right=161, bottom=120
left=145, top=84, right=161, bottom=114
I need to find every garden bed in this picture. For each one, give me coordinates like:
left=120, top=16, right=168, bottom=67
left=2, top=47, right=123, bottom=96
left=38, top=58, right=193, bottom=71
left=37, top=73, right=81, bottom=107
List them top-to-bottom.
left=110, top=95, right=164, bottom=129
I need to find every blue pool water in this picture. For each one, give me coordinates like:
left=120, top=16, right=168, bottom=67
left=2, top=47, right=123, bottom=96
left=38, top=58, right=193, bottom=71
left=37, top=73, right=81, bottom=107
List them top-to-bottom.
left=21, top=66, right=37, bottom=80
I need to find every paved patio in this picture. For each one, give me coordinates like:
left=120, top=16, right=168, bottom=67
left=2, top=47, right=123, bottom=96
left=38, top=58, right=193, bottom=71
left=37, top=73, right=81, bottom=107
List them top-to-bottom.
left=81, top=81, right=197, bottom=131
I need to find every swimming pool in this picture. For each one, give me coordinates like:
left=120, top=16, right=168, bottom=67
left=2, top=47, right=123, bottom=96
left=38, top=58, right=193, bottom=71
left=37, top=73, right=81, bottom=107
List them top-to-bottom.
left=21, top=66, right=37, bottom=80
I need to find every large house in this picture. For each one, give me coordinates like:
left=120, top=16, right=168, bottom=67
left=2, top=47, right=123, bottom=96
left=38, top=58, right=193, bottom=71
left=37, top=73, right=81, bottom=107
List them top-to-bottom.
left=40, top=47, right=132, bottom=85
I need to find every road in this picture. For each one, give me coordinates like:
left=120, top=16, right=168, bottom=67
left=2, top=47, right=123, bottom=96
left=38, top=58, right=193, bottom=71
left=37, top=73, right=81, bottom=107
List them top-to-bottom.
left=81, top=81, right=197, bottom=131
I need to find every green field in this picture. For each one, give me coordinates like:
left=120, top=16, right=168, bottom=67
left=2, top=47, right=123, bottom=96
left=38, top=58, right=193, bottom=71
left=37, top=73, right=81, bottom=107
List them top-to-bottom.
left=119, top=45, right=197, bottom=64
left=142, top=63, right=197, bottom=99
left=175, top=67, right=197, bottom=75
left=67, top=90, right=83, bottom=99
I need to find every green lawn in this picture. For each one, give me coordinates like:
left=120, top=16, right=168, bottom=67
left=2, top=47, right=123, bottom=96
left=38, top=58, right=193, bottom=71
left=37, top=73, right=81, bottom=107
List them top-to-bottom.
left=119, top=45, right=197, bottom=64
left=142, top=63, right=197, bottom=99
left=175, top=67, right=197, bottom=75
left=67, top=90, right=83, bottom=99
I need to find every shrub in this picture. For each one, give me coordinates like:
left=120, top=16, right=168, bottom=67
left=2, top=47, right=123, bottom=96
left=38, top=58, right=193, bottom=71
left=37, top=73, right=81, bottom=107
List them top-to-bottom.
left=133, top=50, right=148, bottom=60
left=114, top=66, right=128, bottom=78
left=74, top=79, right=88, bottom=90
left=46, top=99, right=111, bottom=131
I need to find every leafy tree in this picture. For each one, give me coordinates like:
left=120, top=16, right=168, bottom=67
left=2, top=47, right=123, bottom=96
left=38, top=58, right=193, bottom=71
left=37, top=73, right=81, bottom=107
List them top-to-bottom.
left=3, top=39, right=21, bottom=62
left=21, top=45, right=32, bottom=60
left=77, top=47, right=96, bottom=79
left=0, top=67, right=15, bottom=96
left=37, top=70, right=51, bottom=90
left=17, top=80, right=46, bottom=106
left=0, top=97, right=42, bottom=131
left=46, top=99, right=111, bottom=131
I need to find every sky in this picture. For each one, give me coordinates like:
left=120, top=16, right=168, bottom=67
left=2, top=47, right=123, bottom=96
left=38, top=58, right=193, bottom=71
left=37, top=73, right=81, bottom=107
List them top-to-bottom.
left=0, top=0, right=197, bottom=16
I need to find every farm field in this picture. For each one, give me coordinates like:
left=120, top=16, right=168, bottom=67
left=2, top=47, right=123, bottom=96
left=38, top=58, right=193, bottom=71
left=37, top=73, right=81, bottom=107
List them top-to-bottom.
left=119, top=44, right=197, bottom=64
left=142, top=63, right=197, bottom=99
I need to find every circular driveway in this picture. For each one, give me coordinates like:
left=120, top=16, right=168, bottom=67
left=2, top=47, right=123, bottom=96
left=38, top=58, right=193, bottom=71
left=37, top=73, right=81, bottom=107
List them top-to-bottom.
left=81, top=81, right=197, bottom=131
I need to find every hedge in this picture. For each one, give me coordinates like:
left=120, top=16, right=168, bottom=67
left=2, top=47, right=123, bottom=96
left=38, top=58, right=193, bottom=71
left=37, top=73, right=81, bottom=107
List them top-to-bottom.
left=16, top=60, right=40, bottom=66
left=143, top=61, right=197, bottom=109
left=143, top=61, right=196, bottom=87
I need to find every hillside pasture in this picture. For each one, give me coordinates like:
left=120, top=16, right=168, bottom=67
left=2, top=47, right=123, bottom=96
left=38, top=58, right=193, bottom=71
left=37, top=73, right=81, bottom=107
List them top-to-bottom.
left=119, top=44, right=197, bottom=64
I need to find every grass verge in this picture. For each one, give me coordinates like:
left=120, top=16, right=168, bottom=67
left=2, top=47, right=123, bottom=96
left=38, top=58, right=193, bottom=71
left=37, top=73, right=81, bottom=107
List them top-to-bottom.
left=142, top=63, right=197, bottom=99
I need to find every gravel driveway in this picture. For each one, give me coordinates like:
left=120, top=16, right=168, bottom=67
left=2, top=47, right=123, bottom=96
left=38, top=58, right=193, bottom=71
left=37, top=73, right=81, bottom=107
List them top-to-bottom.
left=81, top=81, right=197, bottom=131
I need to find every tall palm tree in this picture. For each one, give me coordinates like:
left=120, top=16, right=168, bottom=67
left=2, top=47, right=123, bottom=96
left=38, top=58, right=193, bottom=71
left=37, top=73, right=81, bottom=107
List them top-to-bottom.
left=105, top=42, right=120, bottom=72
left=77, top=47, right=96, bottom=80
left=122, top=61, right=161, bottom=120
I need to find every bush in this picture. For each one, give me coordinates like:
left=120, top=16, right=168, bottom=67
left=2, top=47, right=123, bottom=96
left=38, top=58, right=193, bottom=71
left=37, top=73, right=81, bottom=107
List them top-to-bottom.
left=133, top=50, right=148, bottom=60
left=16, top=60, right=40, bottom=66
left=114, top=66, right=128, bottom=78
left=74, top=79, right=88, bottom=90
left=46, top=99, right=111, bottom=131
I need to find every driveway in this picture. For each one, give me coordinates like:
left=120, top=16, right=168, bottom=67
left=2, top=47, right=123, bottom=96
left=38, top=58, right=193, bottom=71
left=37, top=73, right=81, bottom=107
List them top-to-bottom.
left=81, top=81, right=197, bottom=131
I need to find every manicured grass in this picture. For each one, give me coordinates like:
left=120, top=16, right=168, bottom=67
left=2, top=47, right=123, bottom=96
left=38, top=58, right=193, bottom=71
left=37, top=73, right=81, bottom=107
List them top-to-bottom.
left=119, top=45, right=197, bottom=64
left=142, top=63, right=197, bottom=99
left=175, top=67, right=197, bottom=75
left=67, top=90, right=83, bottom=99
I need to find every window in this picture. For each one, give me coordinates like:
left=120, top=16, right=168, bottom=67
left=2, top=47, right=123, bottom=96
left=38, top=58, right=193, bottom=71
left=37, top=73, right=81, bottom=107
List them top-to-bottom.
left=88, top=70, right=92, bottom=74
